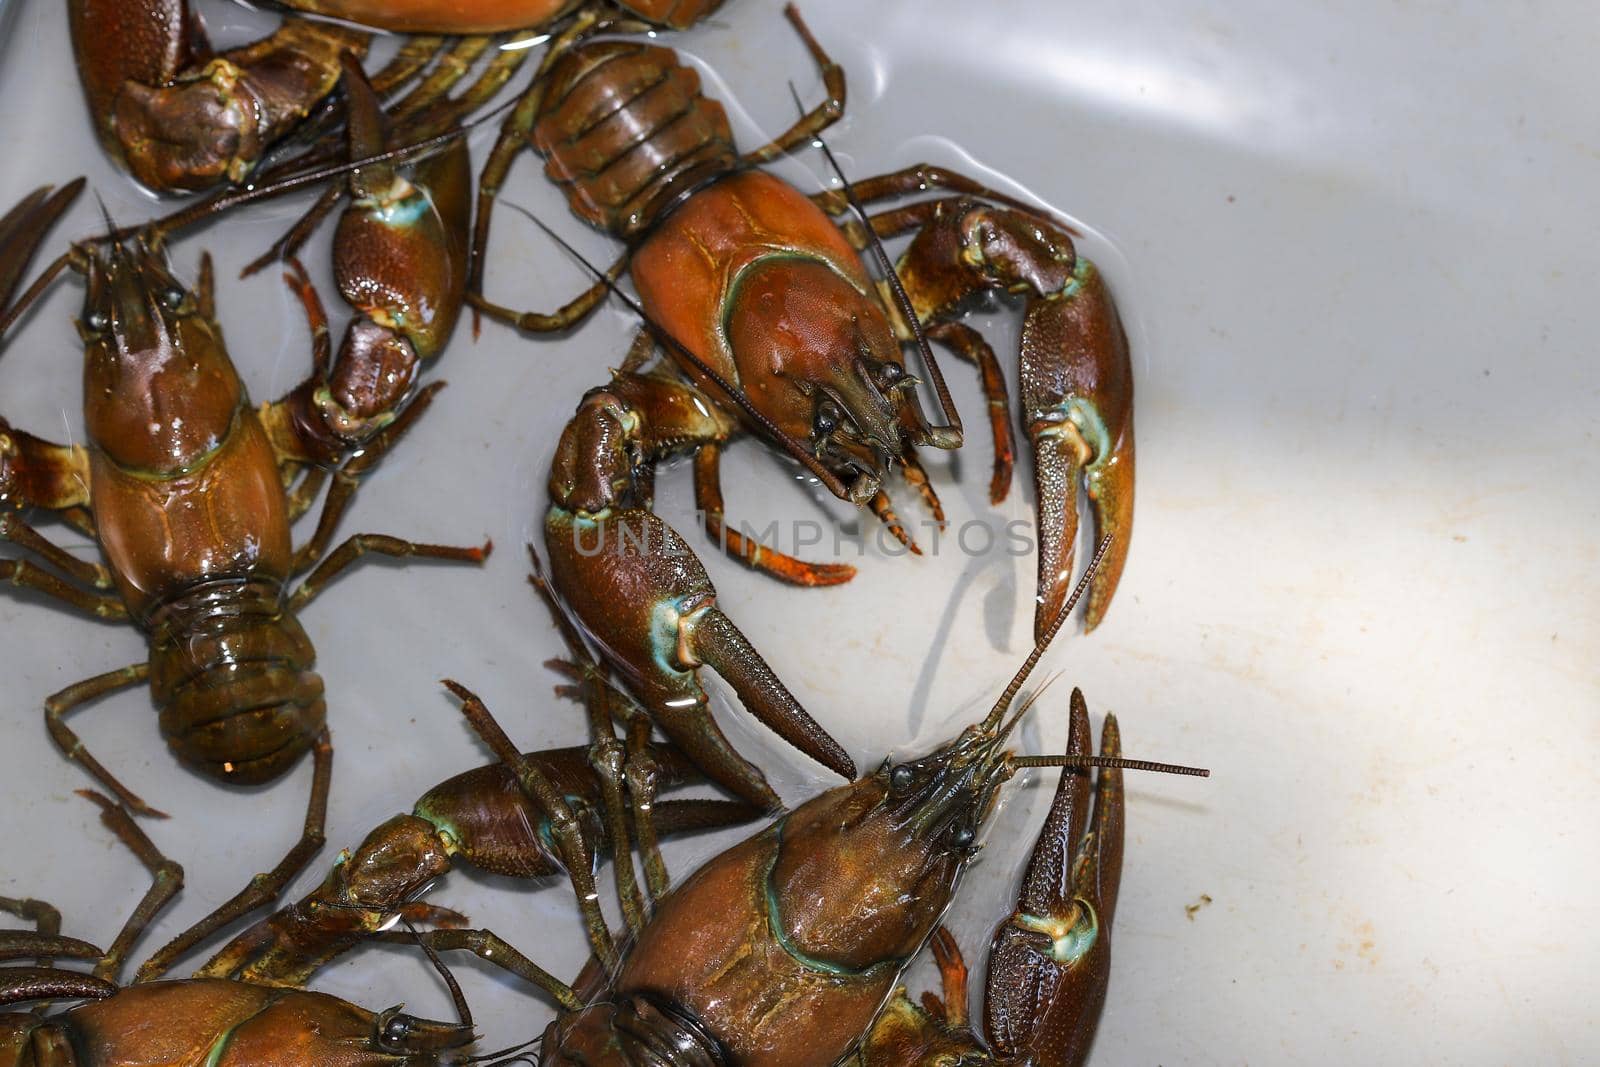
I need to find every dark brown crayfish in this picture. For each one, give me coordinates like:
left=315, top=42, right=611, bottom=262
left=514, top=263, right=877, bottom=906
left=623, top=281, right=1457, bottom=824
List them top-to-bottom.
left=0, top=179, right=486, bottom=974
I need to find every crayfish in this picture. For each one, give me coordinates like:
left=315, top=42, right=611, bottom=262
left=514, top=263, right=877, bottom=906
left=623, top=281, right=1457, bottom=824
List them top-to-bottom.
left=462, top=6, right=1134, bottom=809
left=0, top=176, right=487, bottom=974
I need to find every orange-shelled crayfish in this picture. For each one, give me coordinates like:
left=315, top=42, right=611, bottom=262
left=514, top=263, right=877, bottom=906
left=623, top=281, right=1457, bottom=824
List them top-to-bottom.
left=462, top=6, right=1134, bottom=809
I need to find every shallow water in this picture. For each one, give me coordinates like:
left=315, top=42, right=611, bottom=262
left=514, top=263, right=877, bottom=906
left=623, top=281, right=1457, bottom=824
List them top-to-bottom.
left=1, top=2, right=1596, bottom=1063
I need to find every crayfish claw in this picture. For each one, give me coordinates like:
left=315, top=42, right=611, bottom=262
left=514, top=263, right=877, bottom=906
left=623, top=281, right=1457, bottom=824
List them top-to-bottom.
left=0, top=178, right=83, bottom=336
left=1020, top=260, right=1134, bottom=638
left=545, top=507, right=850, bottom=810
left=981, top=690, right=1123, bottom=1067
left=851, top=946, right=984, bottom=1067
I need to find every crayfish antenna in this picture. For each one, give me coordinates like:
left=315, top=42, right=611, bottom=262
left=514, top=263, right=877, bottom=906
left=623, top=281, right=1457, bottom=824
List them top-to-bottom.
left=981, top=535, right=1113, bottom=733
left=396, top=915, right=473, bottom=1033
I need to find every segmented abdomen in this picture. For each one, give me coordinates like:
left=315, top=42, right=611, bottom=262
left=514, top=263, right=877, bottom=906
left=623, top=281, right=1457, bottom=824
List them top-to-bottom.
left=534, top=39, right=737, bottom=239
left=147, top=580, right=325, bottom=786
left=541, top=992, right=729, bottom=1067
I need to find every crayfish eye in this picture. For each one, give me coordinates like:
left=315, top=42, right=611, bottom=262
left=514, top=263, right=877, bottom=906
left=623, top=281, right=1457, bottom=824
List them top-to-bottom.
left=158, top=286, right=185, bottom=310
left=82, top=309, right=108, bottom=333
left=865, top=359, right=908, bottom=393
left=812, top=397, right=841, bottom=439
left=889, top=764, right=915, bottom=794
left=950, top=825, right=975, bottom=849
left=376, top=1008, right=416, bottom=1050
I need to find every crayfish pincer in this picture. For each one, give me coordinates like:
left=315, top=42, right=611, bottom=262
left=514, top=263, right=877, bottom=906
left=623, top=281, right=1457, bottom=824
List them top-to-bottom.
left=69, top=0, right=368, bottom=193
